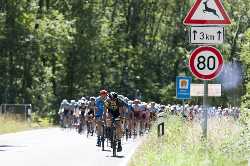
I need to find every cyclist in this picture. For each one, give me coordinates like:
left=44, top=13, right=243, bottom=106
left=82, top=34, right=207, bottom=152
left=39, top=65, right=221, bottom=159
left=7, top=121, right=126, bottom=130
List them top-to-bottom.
left=95, top=90, right=108, bottom=146
left=104, top=92, right=126, bottom=152
left=86, top=97, right=96, bottom=136
left=59, top=99, right=70, bottom=128
left=78, top=99, right=87, bottom=133
left=125, top=99, right=134, bottom=137
left=132, top=99, right=141, bottom=135
left=69, top=100, right=78, bottom=128
left=127, top=100, right=134, bottom=135
left=139, top=102, right=147, bottom=135
left=143, top=102, right=151, bottom=132
left=148, top=102, right=158, bottom=123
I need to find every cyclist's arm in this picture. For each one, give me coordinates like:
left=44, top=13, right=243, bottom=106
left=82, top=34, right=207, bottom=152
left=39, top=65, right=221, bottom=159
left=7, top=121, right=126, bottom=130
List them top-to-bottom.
left=103, top=101, right=109, bottom=125
left=119, top=106, right=124, bottom=117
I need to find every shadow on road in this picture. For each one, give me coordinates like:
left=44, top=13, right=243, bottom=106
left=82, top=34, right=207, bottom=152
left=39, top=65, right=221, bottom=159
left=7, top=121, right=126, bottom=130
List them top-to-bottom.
left=0, top=145, right=26, bottom=152
left=0, top=145, right=19, bottom=148
left=0, top=145, right=25, bottom=148
left=102, top=149, right=111, bottom=152
left=105, top=155, right=125, bottom=158
left=114, top=155, right=125, bottom=158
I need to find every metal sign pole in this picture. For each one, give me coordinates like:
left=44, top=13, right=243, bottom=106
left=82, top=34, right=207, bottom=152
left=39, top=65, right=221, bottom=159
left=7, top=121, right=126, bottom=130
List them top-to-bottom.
left=203, top=80, right=208, bottom=139
left=182, top=99, right=185, bottom=112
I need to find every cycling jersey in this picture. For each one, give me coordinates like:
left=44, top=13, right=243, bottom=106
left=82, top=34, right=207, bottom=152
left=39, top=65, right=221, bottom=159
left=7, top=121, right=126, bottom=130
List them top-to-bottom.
left=95, top=96, right=105, bottom=117
left=105, top=98, right=126, bottom=119
left=88, top=101, right=96, bottom=112
left=128, top=103, right=133, bottom=112
left=132, top=103, right=141, bottom=119
left=132, top=104, right=140, bottom=111
left=139, top=104, right=147, bottom=111
left=148, top=106, right=158, bottom=113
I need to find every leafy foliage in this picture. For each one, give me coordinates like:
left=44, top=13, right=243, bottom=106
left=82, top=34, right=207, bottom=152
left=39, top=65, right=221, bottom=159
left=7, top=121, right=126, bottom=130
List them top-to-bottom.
left=0, top=0, right=250, bottom=119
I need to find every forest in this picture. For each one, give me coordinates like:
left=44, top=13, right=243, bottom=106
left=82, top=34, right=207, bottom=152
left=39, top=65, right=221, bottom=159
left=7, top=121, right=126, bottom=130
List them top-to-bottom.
left=0, top=0, right=250, bottom=118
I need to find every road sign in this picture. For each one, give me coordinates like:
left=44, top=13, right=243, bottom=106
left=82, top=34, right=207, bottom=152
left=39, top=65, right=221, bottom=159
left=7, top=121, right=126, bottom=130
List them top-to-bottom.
left=183, top=0, right=231, bottom=25
left=190, top=26, right=224, bottom=45
left=189, top=46, right=223, bottom=80
left=176, top=76, right=191, bottom=99
left=191, top=84, right=221, bottom=96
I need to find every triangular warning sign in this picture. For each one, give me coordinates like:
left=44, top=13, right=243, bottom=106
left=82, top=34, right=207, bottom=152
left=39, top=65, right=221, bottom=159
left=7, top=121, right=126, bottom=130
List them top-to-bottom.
left=183, top=0, right=231, bottom=25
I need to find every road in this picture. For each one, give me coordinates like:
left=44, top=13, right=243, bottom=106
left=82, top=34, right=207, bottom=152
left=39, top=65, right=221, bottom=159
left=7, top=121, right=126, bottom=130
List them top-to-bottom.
left=0, top=128, right=142, bottom=166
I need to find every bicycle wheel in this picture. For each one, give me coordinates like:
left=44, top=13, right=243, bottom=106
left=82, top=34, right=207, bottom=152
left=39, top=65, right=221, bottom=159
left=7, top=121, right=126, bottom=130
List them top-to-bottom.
left=78, top=121, right=83, bottom=134
left=86, top=121, right=90, bottom=137
left=101, top=124, right=105, bottom=151
left=112, top=126, right=116, bottom=157
left=125, top=128, right=129, bottom=141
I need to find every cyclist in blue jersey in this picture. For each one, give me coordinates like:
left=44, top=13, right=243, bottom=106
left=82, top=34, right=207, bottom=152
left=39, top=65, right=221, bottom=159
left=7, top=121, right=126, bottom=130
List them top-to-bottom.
left=95, top=90, right=108, bottom=146
left=125, top=99, right=134, bottom=137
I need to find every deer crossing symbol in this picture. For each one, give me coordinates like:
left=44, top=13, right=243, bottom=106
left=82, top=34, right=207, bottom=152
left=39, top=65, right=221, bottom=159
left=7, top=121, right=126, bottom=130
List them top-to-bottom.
left=203, top=0, right=219, bottom=18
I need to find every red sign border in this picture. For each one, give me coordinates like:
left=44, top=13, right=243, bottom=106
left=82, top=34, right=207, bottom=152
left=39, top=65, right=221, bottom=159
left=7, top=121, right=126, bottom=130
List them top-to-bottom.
left=183, top=0, right=231, bottom=25
left=189, top=46, right=224, bottom=80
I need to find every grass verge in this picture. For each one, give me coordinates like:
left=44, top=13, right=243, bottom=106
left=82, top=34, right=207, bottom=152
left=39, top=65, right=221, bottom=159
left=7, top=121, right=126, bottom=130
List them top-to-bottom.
left=0, top=114, right=53, bottom=134
left=129, top=115, right=250, bottom=166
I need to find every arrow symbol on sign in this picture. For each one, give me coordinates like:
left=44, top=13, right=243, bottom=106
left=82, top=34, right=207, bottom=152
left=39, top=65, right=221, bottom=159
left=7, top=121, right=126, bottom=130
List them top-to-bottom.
left=193, top=30, right=197, bottom=40
left=217, top=31, right=222, bottom=40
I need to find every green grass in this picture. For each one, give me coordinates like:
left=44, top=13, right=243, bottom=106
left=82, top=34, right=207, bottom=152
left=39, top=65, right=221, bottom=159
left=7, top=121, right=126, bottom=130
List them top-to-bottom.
left=0, top=114, right=53, bottom=134
left=129, top=115, right=250, bottom=166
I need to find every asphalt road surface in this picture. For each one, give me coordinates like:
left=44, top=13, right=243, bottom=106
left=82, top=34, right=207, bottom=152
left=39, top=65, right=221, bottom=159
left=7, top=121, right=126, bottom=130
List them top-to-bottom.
left=0, top=128, right=142, bottom=166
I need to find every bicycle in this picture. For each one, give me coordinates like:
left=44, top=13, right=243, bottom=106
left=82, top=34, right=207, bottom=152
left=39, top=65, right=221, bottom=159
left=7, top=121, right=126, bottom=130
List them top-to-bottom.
left=78, top=114, right=85, bottom=134
left=86, top=115, right=94, bottom=137
left=122, top=116, right=130, bottom=141
left=102, top=117, right=121, bottom=157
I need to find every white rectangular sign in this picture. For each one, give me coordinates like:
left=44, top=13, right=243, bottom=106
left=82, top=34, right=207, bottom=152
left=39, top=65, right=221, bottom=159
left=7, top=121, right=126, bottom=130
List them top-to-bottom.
left=189, top=26, right=224, bottom=45
left=191, top=84, right=221, bottom=97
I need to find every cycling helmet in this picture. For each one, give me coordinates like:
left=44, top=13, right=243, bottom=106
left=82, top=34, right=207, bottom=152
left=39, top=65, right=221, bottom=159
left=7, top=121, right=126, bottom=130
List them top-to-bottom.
left=99, top=89, right=108, bottom=95
left=109, top=92, right=118, bottom=100
left=118, top=95, right=124, bottom=99
left=90, top=97, right=96, bottom=101
left=124, top=97, right=129, bottom=102
left=62, top=99, right=68, bottom=104
left=78, top=99, right=83, bottom=104
left=133, top=99, right=140, bottom=104
left=128, top=100, right=133, bottom=105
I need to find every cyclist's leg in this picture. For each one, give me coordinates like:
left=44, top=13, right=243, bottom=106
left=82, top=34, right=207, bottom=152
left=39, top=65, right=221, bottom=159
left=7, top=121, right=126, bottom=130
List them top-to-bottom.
left=63, top=110, right=68, bottom=128
left=134, top=111, right=139, bottom=134
left=138, top=111, right=144, bottom=134
left=128, top=112, right=132, bottom=134
left=143, top=112, right=146, bottom=132
left=145, top=112, right=150, bottom=132
left=65, top=113, right=70, bottom=128
left=86, top=114, right=90, bottom=132
left=90, top=116, right=95, bottom=135
left=105, top=116, right=112, bottom=141
left=95, top=117, right=102, bottom=146
left=115, top=119, right=123, bottom=152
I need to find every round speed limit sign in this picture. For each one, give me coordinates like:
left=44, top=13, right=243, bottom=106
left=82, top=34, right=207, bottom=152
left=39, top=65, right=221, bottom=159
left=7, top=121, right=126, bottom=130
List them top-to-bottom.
left=189, top=46, right=223, bottom=80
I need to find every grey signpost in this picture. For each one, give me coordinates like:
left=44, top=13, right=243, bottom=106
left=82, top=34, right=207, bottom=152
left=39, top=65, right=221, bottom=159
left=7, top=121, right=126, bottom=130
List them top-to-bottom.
left=183, top=0, right=231, bottom=139
left=203, top=80, right=208, bottom=138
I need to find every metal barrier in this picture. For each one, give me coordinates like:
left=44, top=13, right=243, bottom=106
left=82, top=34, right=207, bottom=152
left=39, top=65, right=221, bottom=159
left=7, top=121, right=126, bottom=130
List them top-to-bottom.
left=0, top=104, right=32, bottom=121
left=157, top=122, right=164, bottom=137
